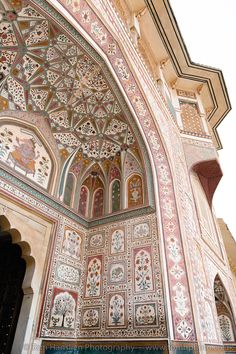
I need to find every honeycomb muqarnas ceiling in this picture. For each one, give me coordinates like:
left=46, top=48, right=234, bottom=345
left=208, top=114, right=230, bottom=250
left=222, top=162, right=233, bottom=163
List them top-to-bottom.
left=0, top=0, right=142, bottom=169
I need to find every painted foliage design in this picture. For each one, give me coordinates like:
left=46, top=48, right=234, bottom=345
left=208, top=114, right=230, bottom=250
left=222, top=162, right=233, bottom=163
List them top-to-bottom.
left=0, top=124, right=51, bottom=188
left=133, top=222, right=150, bottom=240
left=62, top=228, right=82, bottom=260
left=110, top=228, right=125, bottom=254
left=89, top=233, right=104, bottom=249
left=134, top=246, right=154, bottom=293
left=85, top=255, right=102, bottom=298
left=49, top=288, right=77, bottom=330
left=108, top=293, right=125, bottom=327
left=135, top=303, right=157, bottom=327
left=82, top=308, right=100, bottom=329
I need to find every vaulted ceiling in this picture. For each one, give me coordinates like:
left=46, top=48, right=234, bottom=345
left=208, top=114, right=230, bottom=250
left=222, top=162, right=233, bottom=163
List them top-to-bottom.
left=0, top=0, right=142, bottom=170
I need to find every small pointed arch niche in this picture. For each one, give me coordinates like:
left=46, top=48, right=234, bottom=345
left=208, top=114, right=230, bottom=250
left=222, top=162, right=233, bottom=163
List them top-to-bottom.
left=61, top=136, right=151, bottom=219
left=214, top=275, right=236, bottom=342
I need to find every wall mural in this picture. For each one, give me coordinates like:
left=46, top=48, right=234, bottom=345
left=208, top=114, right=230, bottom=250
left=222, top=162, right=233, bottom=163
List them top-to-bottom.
left=0, top=123, right=52, bottom=189
left=39, top=213, right=166, bottom=339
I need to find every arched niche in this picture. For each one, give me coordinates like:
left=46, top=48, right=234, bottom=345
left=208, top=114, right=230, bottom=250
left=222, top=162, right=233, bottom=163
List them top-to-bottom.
left=0, top=117, right=58, bottom=193
left=61, top=145, right=147, bottom=219
left=64, top=172, right=76, bottom=207
left=126, top=173, right=144, bottom=209
left=110, top=179, right=121, bottom=213
left=78, top=185, right=89, bottom=217
left=92, top=187, right=104, bottom=218
left=0, top=216, right=35, bottom=354
left=214, top=275, right=236, bottom=342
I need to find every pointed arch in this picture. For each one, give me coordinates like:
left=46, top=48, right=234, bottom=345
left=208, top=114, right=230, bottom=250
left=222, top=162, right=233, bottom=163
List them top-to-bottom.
left=64, top=172, right=76, bottom=207
left=126, top=174, right=144, bottom=208
left=110, top=179, right=121, bottom=213
left=78, top=185, right=89, bottom=217
left=92, top=187, right=104, bottom=218
left=0, top=215, right=35, bottom=354
left=214, top=275, right=236, bottom=342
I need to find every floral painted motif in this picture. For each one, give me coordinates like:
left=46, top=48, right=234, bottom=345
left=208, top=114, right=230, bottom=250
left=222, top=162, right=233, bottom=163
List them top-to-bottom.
left=133, top=222, right=150, bottom=239
left=62, top=228, right=82, bottom=260
left=110, top=228, right=125, bottom=254
left=89, top=233, right=104, bottom=249
left=134, top=246, right=153, bottom=293
left=85, top=256, right=102, bottom=298
left=56, top=262, right=81, bottom=285
left=49, top=288, right=77, bottom=329
left=108, top=293, right=125, bottom=327
left=135, top=303, right=157, bottom=327
left=82, top=308, right=100, bottom=329
left=177, top=320, right=192, bottom=339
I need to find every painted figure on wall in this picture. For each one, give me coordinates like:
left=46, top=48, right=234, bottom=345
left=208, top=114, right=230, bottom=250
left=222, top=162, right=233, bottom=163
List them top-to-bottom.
left=0, top=124, right=52, bottom=189
left=8, top=137, right=39, bottom=175
left=127, top=174, right=143, bottom=208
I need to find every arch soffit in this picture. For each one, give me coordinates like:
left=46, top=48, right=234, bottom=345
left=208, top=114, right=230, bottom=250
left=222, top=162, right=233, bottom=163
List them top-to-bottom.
left=4, top=0, right=155, bottom=209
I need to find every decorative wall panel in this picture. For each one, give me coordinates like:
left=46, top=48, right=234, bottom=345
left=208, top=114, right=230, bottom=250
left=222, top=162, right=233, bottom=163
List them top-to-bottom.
left=0, top=122, right=52, bottom=189
left=79, top=213, right=166, bottom=338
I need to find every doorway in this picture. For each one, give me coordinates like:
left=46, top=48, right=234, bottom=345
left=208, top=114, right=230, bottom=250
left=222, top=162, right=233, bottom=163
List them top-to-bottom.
left=0, top=234, right=26, bottom=354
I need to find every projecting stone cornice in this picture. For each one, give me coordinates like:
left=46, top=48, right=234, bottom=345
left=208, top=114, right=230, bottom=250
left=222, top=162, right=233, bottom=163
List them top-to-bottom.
left=145, top=0, right=231, bottom=149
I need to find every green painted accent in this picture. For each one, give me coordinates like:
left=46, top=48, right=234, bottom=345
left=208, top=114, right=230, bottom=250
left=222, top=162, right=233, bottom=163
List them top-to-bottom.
left=0, top=167, right=155, bottom=227
left=112, top=180, right=120, bottom=212
left=45, top=347, right=164, bottom=354
left=174, top=349, right=194, bottom=354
